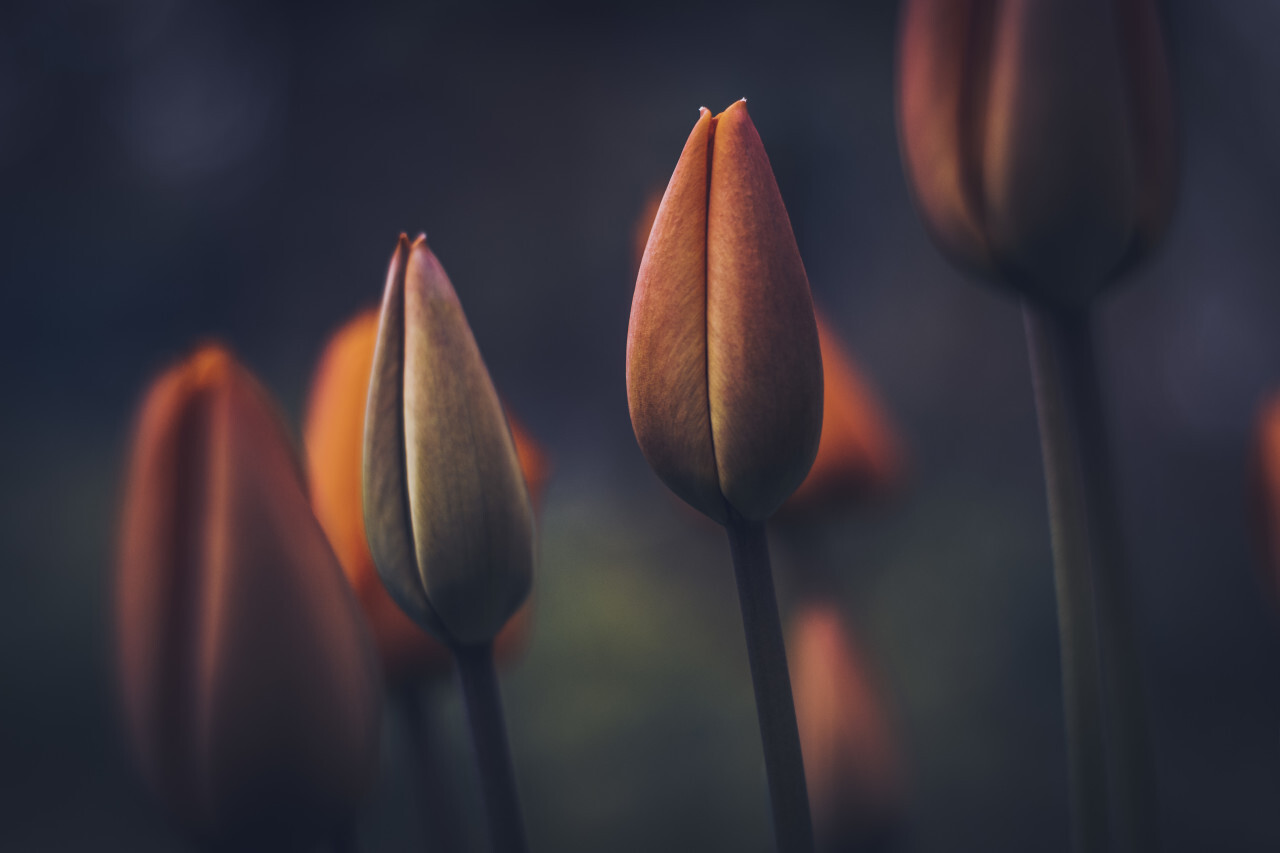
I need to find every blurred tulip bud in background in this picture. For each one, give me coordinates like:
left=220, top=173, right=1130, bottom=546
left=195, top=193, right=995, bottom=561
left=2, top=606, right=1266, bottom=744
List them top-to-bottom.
left=897, top=0, right=1176, bottom=306
left=628, top=100, right=823, bottom=524
left=631, top=185, right=664, bottom=275
left=364, top=235, right=535, bottom=647
left=305, top=308, right=549, bottom=680
left=777, top=310, right=903, bottom=524
left=116, top=345, right=382, bottom=850
left=1253, top=393, right=1280, bottom=602
left=789, top=604, right=905, bottom=851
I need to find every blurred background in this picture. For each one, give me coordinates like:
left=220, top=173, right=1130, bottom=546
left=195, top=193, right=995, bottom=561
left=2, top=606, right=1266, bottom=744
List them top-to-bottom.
left=3, top=0, right=1280, bottom=850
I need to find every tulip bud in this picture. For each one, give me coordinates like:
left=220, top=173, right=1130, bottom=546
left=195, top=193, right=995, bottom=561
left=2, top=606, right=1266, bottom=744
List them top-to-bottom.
left=897, top=0, right=1176, bottom=306
left=628, top=100, right=824, bottom=523
left=364, top=235, right=535, bottom=647
left=305, top=308, right=547, bottom=678
left=777, top=310, right=902, bottom=521
left=116, top=345, right=382, bottom=849
left=789, top=604, right=904, bottom=848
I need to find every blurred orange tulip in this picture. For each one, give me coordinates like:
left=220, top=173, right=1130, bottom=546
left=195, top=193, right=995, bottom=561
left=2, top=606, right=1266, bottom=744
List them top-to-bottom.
left=897, top=0, right=1176, bottom=306
left=628, top=100, right=823, bottom=524
left=631, top=186, right=664, bottom=275
left=305, top=306, right=549, bottom=683
left=778, top=311, right=902, bottom=522
left=116, top=345, right=382, bottom=849
left=1254, top=394, right=1280, bottom=600
left=789, top=603, right=904, bottom=849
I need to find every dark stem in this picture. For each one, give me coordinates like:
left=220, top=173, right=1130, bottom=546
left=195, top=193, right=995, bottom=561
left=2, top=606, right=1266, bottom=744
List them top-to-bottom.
left=1023, top=301, right=1159, bottom=853
left=725, top=510, right=815, bottom=853
left=455, top=641, right=528, bottom=853
left=396, top=683, right=466, bottom=853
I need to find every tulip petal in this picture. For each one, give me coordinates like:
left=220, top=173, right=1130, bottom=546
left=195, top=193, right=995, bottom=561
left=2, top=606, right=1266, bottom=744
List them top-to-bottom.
left=897, top=0, right=997, bottom=275
left=982, top=0, right=1137, bottom=303
left=706, top=100, right=823, bottom=521
left=627, top=108, right=725, bottom=522
left=364, top=236, right=453, bottom=641
left=402, top=238, right=534, bottom=645
left=307, top=309, right=453, bottom=679
left=117, top=351, right=221, bottom=826
left=197, top=359, right=381, bottom=834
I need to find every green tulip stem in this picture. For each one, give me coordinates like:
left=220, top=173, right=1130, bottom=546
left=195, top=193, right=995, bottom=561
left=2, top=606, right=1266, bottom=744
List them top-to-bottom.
left=1023, top=301, right=1158, bottom=853
left=724, top=510, right=815, bottom=853
left=455, top=641, right=529, bottom=853
left=396, top=684, right=466, bottom=852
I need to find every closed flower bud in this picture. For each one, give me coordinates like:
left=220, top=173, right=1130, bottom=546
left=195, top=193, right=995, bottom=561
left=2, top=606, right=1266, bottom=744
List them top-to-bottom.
left=897, top=0, right=1176, bottom=306
left=628, top=100, right=824, bottom=523
left=364, top=235, right=535, bottom=647
left=305, top=308, right=547, bottom=679
left=777, top=310, right=902, bottom=522
left=116, top=345, right=382, bottom=849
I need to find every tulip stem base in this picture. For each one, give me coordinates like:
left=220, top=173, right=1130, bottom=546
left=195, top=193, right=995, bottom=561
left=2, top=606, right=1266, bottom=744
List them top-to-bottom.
left=1023, top=301, right=1159, bottom=853
left=725, top=510, right=815, bottom=853
left=455, top=642, right=528, bottom=853
left=397, top=684, right=466, bottom=852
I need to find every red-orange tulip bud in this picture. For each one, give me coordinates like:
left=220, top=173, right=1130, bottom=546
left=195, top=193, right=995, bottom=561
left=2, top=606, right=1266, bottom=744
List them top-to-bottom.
left=897, top=0, right=1176, bottom=306
left=628, top=100, right=824, bottom=523
left=364, top=235, right=535, bottom=647
left=305, top=309, right=547, bottom=680
left=116, top=345, right=382, bottom=848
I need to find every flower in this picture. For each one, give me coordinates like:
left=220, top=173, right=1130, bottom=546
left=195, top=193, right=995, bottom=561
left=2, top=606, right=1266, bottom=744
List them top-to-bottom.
left=897, top=0, right=1176, bottom=306
left=627, top=100, right=823, bottom=523
left=363, top=235, right=535, bottom=647
left=304, top=308, right=548, bottom=679
left=777, top=309, right=902, bottom=522
left=116, top=345, right=381, bottom=848
left=789, top=603, right=904, bottom=848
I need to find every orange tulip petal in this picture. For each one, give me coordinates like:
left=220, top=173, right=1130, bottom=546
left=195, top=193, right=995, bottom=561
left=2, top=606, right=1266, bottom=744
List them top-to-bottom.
left=707, top=100, right=823, bottom=521
left=627, top=108, right=724, bottom=522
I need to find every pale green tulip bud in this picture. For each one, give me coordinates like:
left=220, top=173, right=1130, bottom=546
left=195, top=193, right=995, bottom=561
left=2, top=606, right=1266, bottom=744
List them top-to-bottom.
left=363, top=235, right=534, bottom=647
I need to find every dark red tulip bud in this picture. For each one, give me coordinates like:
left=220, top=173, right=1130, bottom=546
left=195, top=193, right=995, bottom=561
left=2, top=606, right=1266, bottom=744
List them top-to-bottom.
left=897, top=0, right=1176, bottom=306
left=116, top=345, right=382, bottom=849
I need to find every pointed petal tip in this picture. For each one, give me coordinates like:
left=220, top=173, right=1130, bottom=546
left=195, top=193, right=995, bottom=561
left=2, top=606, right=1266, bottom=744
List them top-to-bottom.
left=715, top=99, right=750, bottom=121
left=183, top=342, right=237, bottom=388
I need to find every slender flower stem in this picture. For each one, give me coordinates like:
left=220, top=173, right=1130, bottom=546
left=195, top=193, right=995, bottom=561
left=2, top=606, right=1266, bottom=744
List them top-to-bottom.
left=1024, top=301, right=1158, bottom=853
left=725, top=509, right=815, bottom=853
left=455, top=642, right=528, bottom=853
left=396, top=683, right=466, bottom=852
